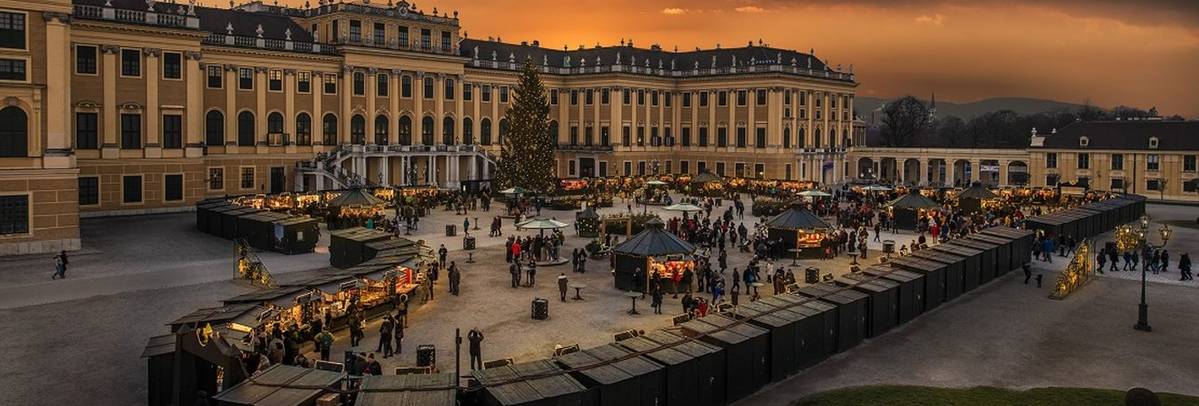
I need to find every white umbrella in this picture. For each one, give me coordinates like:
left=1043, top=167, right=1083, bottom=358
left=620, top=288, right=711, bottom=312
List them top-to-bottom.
left=646, top=180, right=669, bottom=186
left=862, top=185, right=893, bottom=192
left=499, top=187, right=530, bottom=195
left=797, top=190, right=832, bottom=197
left=663, top=203, right=704, bottom=212
left=516, top=217, right=570, bottom=230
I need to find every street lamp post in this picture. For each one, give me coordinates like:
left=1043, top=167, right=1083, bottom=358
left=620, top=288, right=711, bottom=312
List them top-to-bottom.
left=1134, top=216, right=1171, bottom=333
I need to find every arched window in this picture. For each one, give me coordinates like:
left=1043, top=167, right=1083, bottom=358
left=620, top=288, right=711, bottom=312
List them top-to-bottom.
left=0, top=106, right=28, bottom=157
left=204, top=110, right=224, bottom=147
left=237, top=111, right=255, bottom=146
left=267, top=112, right=284, bottom=133
left=296, top=113, right=312, bottom=146
left=322, top=114, right=337, bottom=145
left=350, top=115, right=366, bottom=144
left=375, top=115, right=389, bottom=145
left=398, top=116, right=412, bottom=145
left=421, top=116, right=434, bottom=145
left=442, top=116, right=455, bottom=145
left=462, top=117, right=474, bottom=145
left=480, top=118, right=492, bottom=145
left=498, top=119, right=509, bottom=145
left=782, top=127, right=791, bottom=149
left=797, top=127, right=806, bottom=148
left=813, top=128, right=822, bottom=148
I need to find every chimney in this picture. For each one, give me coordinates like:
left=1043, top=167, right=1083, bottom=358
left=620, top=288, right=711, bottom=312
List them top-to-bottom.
left=532, top=40, right=539, bottom=47
left=520, top=41, right=528, bottom=46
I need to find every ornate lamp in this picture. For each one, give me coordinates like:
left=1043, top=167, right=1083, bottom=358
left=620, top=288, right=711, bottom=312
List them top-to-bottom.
left=1159, top=224, right=1172, bottom=246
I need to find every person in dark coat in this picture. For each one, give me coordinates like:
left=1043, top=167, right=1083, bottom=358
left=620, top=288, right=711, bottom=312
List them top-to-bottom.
left=1179, top=253, right=1192, bottom=281
left=510, top=260, right=521, bottom=288
left=448, top=262, right=460, bottom=295
left=526, top=262, right=537, bottom=287
left=1023, top=263, right=1032, bottom=284
left=558, top=273, right=569, bottom=301
left=378, top=316, right=393, bottom=357
left=468, top=328, right=484, bottom=370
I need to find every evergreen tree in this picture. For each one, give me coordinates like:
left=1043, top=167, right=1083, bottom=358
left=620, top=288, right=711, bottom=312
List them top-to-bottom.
left=496, top=60, right=555, bottom=192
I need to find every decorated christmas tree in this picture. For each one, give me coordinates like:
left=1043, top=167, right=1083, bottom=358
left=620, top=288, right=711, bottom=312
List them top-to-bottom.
left=496, top=60, right=556, bottom=193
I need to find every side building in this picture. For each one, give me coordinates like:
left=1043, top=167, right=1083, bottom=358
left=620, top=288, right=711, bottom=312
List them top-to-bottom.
left=0, top=0, right=859, bottom=255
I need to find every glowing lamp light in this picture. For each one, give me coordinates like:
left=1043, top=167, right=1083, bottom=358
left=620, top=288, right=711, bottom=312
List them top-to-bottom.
left=1159, top=224, right=1172, bottom=245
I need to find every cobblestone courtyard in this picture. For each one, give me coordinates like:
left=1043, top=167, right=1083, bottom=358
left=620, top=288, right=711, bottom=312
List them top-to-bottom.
left=1, top=199, right=1197, bottom=405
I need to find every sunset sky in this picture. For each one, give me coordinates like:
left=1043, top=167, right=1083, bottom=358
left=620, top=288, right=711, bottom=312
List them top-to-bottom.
left=268, top=0, right=1199, bottom=116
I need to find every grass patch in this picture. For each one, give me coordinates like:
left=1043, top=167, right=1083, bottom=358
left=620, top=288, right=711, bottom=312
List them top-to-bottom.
left=793, top=385, right=1199, bottom=406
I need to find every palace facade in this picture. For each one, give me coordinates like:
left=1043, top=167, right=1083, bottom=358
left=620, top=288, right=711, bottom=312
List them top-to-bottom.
left=0, top=0, right=860, bottom=254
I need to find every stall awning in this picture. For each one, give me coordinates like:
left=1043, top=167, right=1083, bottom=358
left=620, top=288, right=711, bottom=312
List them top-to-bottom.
left=689, top=172, right=721, bottom=184
left=958, top=183, right=998, bottom=200
left=328, top=188, right=385, bottom=207
left=887, top=190, right=941, bottom=210
left=764, top=207, right=830, bottom=230
left=613, top=222, right=696, bottom=257
left=212, top=364, right=343, bottom=406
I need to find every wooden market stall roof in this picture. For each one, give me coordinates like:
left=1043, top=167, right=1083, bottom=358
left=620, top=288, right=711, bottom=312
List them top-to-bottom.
left=689, top=171, right=722, bottom=184
left=957, top=183, right=998, bottom=200
left=327, top=188, right=386, bottom=207
left=887, top=190, right=941, bottom=210
left=764, top=206, right=830, bottom=230
left=612, top=219, right=696, bottom=257
left=211, top=364, right=344, bottom=406
left=355, top=373, right=456, bottom=406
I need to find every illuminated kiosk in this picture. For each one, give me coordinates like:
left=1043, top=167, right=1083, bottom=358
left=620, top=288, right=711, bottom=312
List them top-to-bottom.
left=957, top=181, right=998, bottom=215
left=327, top=188, right=387, bottom=230
left=886, top=189, right=941, bottom=230
left=765, top=204, right=831, bottom=259
left=612, top=217, right=697, bottom=294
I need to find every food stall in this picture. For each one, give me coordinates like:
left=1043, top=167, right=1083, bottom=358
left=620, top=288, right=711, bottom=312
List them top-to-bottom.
left=688, top=171, right=724, bottom=197
left=957, top=182, right=999, bottom=214
left=327, top=188, right=388, bottom=230
left=885, top=190, right=941, bottom=230
left=764, top=205, right=831, bottom=258
left=575, top=206, right=601, bottom=238
left=612, top=218, right=697, bottom=294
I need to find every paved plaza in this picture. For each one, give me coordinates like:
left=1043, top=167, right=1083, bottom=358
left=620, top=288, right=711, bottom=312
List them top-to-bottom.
left=0, top=198, right=1197, bottom=405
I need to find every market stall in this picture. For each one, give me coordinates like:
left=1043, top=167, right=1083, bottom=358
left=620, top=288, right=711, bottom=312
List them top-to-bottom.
left=687, top=171, right=724, bottom=197
left=957, top=182, right=999, bottom=214
left=327, top=188, right=388, bottom=230
left=885, top=190, right=941, bottom=230
left=764, top=205, right=831, bottom=258
left=575, top=206, right=601, bottom=238
left=612, top=218, right=697, bottom=294
left=329, top=227, right=394, bottom=269
left=859, top=266, right=926, bottom=324
left=795, top=283, right=868, bottom=353
left=757, top=294, right=838, bottom=370
left=679, top=314, right=770, bottom=402
left=637, top=330, right=726, bottom=406
left=211, top=364, right=344, bottom=406
left=356, top=374, right=457, bottom=406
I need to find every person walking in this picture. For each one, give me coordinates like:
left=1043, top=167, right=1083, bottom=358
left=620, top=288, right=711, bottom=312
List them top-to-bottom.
left=438, top=244, right=448, bottom=271
left=1096, top=249, right=1107, bottom=274
left=1161, top=249, right=1170, bottom=273
left=51, top=253, right=66, bottom=280
left=1179, top=253, right=1192, bottom=281
left=510, top=260, right=521, bottom=288
left=448, top=262, right=460, bottom=295
left=526, top=262, right=537, bottom=287
left=1023, top=263, right=1032, bottom=284
left=558, top=273, right=569, bottom=302
left=651, top=288, right=663, bottom=314
left=348, top=312, right=362, bottom=347
left=378, top=316, right=393, bottom=358
left=316, top=328, right=333, bottom=361
left=468, top=328, right=484, bottom=370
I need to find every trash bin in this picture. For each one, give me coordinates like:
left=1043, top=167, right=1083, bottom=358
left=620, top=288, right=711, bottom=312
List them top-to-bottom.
left=445, top=224, right=456, bottom=237
left=464, top=235, right=476, bottom=251
left=883, top=240, right=895, bottom=254
left=805, top=267, right=820, bottom=284
left=531, top=298, right=549, bottom=320
left=416, top=344, right=436, bottom=368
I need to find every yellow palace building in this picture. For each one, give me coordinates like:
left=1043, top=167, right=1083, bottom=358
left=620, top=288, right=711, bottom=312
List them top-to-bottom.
left=0, top=0, right=860, bottom=254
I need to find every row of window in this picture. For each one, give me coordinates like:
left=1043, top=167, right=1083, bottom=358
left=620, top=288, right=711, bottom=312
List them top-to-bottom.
left=334, top=20, right=449, bottom=51
left=72, top=45, right=185, bottom=79
left=202, top=67, right=512, bottom=103
left=550, top=87, right=850, bottom=109
left=198, top=111, right=510, bottom=147
left=71, top=112, right=182, bottom=150
left=1046, top=152, right=1196, bottom=172
left=1042, top=176, right=1196, bottom=193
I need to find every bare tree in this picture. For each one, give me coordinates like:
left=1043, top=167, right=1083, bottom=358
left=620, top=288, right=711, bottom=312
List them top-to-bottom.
left=879, top=96, right=932, bottom=147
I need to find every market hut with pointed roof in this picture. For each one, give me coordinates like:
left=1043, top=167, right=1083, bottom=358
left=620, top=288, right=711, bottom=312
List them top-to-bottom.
left=687, top=171, right=725, bottom=197
left=957, top=181, right=998, bottom=214
left=886, top=189, right=942, bottom=230
left=764, top=204, right=831, bottom=258
left=612, top=217, right=697, bottom=293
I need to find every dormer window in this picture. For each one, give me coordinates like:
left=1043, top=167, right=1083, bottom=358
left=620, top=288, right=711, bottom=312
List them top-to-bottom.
left=1079, top=136, right=1088, bottom=147
left=1149, top=137, right=1159, bottom=149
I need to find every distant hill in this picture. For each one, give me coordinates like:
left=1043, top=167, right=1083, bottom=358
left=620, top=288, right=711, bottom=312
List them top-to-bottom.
left=857, top=96, right=1084, bottom=125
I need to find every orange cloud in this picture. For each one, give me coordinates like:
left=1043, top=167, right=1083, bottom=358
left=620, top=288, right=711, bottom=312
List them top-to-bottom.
left=661, top=7, right=687, bottom=15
